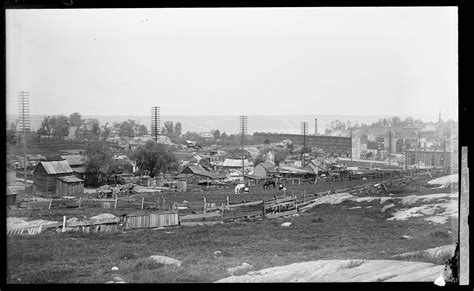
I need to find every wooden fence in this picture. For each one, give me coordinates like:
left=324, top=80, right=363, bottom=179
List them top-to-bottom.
left=124, top=210, right=179, bottom=230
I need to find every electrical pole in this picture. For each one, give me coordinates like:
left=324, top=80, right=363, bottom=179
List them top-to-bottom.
left=18, top=91, right=30, bottom=187
left=151, top=106, right=160, bottom=143
left=240, top=116, right=248, bottom=184
left=300, top=122, right=308, bottom=167
left=350, top=127, right=353, bottom=167
left=388, top=128, right=391, bottom=169
left=418, top=131, right=421, bottom=169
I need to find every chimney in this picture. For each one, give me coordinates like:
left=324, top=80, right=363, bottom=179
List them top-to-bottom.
left=314, top=118, right=318, bottom=135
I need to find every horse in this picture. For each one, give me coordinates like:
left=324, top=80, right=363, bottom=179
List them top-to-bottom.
left=263, top=180, right=276, bottom=189
left=235, top=183, right=246, bottom=194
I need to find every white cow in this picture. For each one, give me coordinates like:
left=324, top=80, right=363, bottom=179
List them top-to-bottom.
left=235, top=183, right=246, bottom=194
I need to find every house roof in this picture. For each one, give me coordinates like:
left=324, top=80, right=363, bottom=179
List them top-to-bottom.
left=60, top=155, right=84, bottom=166
left=223, top=159, right=250, bottom=167
left=35, top=160, right=74, bottom=175
left=256, top=162, right=277, bottom=172
left=181, top=165, right=224, bottom=179
left=277, top=166, right=313, bottom=174
left=73, top=167, right=87, bottom=173
left=56, top=175, right=84, bottom=183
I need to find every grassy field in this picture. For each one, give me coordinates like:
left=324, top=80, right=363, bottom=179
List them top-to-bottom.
left=6, top=174, right=458, bottom=283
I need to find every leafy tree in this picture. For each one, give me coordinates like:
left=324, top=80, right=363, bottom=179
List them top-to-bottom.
left=69, top=112, right=83, bottom=127
left=38, top=116, right=54, bottom=137
left=91, top=119, right=101, bottom=138
left=118, top=119, right=135, bottom=138
left=164, top=121, right=174, bottom=136
left=9, top=122, right=16, bottom=132
left=101, top=122, right=111, bottom=141
left=174, top=122, right=182, bottom=137
left=137, top=124, right=148, bottom=136
left=213, top=129, right=221, bottom=140
left=221, top=132, right=228, bottom=140
left=130, top=140, right=179, bottom=176
left=85, top=141, right=113, bottom=183
left=274, top=150, right=289, bottom=166
left=254, top=153, right=266, bottom=166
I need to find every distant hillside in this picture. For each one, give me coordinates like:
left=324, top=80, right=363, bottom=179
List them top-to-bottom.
left=6, top=114, right=439, bottom=135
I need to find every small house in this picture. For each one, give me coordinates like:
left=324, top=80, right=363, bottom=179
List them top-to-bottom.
left=33, top=160, right=74, bottom=195
left=253, top=162, right=278, bottom=179
left=56, top=175, right=84, bottom=196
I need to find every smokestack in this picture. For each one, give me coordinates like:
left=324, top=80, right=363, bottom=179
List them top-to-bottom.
left=314, top=118, right=318, bottom=135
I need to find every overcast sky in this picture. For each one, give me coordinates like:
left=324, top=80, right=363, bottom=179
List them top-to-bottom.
left=6, top=7, right=458, bottom=120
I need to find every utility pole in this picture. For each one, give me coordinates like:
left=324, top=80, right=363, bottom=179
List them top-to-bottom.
left=18, top=91, right=30, bottom=187
left=151, top=106, right=160, bottom=143
left=240, top=116, right=248, bottom=184
left=300, top=122, right=308, bottom=166
left=350, top=127, right=353, bottom=167
left=388, top=128, right=391, bottom=169
left=418, top=131, right=421, bottom=169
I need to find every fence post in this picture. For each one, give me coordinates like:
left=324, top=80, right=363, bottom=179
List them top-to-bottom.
left=303, top=189, right=306, bottom=203
left=115, top=196, right=118, bottom=209
left=227, top=196, right=229, bottom=209
left=78, top=197, right=81, bottom=208
left=141, top=197, right=144, bottom=210
left=204, top=197, right=207, bottom=213
left=48, top=198, right=52, bottom=210
left=162, top=198, right=165, bottom=210
left=262, top=199, right=265, bottom=220
left=221, top=203, right=224, bottom=221
left=62, top=215, right=66, bottom=232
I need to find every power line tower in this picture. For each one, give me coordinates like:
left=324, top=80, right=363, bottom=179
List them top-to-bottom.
left=18, top=91, right=30, bottom=187
left=151, top=106, right=160, bottom=143
left=240, top=116, right=248, bottom=184
left=300, top=122, right=308, bottom=166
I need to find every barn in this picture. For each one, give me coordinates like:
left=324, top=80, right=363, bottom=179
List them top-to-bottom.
left=33, top=160, right=74, bottom=195
left=56, top=175, right=84, bottom=196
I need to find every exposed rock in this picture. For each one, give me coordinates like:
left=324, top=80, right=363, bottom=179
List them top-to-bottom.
left=381, top=204, right=395, bottom=212
left=281, top=222, right=292, bottom=227
left=400, top=235, right=414, bottom=240
left=148, top=255, right=182, bottom=267
left=216, top=260, right=444, bottom=282
left=227, top=262, right=253, bottom=276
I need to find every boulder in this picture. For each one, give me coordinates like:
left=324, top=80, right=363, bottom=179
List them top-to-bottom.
left=281, top=222, right=292, bottom=227
left=400, top=235, right=414, bottom=240
left=148, top=255, right=182, bottom=267
left=227, top=262, right=254, bottom=276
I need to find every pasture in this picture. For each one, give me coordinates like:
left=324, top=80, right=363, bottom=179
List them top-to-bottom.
left=6, top=173, right=458, bottom=283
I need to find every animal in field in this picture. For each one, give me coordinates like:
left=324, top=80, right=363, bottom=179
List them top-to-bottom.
left=263, top=180, right=276, bottom=189
left=235, top=183, right=246, bottom=194
left=278, top=184, right=286, bottom=191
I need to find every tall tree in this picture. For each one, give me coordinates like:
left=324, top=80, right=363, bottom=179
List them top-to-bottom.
left=69, top=112, right=83, bottom=127
left=118, top=119, right=135, bottom=138
left=164, top=121, right=174, bottom=137
left=101, top=122, right=111, bottom=141
left=174, top=122, right=182, bottom=137
left=212, top=129, right=221, bottom=140
left=130, top=140, right=178, bottom=176
left=85, top=141, right=113, bottom=183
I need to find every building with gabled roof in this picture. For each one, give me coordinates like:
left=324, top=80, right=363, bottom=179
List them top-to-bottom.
left=32, top=160, right=74, bottom=195
left=253, top=162, right=278, bottom=179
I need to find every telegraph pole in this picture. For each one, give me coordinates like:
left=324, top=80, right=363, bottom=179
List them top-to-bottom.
left=18, top=91, right=30, bottom=186
left=151, top=106, right=160, bottom=143
left=240, top=116, right=248, bottom=184
left=300, top=122, right=308, bottom=166
left=350, top=127, right=353, bottom=167
left=388, top=128, right=391, bottom=169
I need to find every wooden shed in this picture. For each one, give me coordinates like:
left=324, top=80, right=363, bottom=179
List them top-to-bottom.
left=33, top=160, right=74, bottom=195
left=56, top=175, right=84, bottom=196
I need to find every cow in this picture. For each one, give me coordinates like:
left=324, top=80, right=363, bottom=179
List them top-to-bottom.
left=263, top=180, right=276, bottom=189
left=235, top=183, right=246, bottom=194
left=278, top=184, right=286, bottom=191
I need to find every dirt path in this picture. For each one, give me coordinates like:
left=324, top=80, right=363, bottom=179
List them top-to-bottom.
left=216, top=259, right=444, bottom=282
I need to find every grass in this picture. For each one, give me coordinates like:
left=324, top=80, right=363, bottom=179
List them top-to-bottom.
left=7, top=173, right=458, bottom=283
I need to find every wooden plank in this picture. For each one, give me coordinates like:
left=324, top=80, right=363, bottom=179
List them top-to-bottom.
left=228, top=200, right=264, bottom=208
left=223, top=209, right=263, bottom=220
left=266, top=209, right=298, bottom=219
left=179, top=212, right=222, bottom=221
left=66, top=217, right=120, bottom=227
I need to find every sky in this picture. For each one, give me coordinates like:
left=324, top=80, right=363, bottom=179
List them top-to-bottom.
left=6, top=7, right=458, bottom=121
